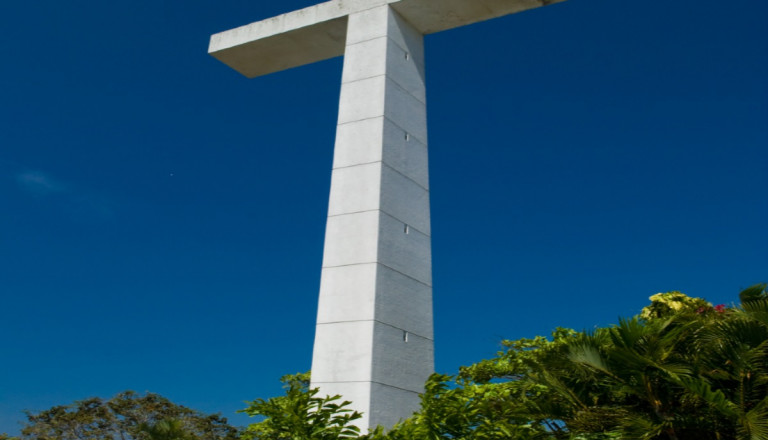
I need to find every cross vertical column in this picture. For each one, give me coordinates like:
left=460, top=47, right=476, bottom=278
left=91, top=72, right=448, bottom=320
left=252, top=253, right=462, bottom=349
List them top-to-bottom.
left=310, top=4, right=434, bottom=430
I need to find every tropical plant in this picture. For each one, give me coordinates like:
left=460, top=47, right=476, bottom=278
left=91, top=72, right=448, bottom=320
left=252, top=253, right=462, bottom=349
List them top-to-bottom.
left=373, top=284, right=768, bottom=440
left=559, top=284, right=768, bottom=439
left=241, top=372, right=362, bottom=440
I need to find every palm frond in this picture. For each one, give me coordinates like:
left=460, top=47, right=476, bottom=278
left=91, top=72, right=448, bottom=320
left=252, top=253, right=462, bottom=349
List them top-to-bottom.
left=740, top=284, right=768, bottom=305
left=677, top=375, right=740, bottom=418
left=740, top=395, right=768, bottom=440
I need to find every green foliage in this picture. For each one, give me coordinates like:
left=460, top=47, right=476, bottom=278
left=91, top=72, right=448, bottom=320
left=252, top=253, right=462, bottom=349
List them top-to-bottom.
left=370, top=284, right=768, bottom=440
left=240, top=372, right=362, bottom=440
left=18, top=391, right=239, bottom=440
left=139, top=418, right=195, bottom=440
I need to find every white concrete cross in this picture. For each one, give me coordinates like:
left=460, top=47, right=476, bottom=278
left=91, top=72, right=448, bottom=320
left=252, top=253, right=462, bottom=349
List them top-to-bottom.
left=209, top=0, right=564, bottom=430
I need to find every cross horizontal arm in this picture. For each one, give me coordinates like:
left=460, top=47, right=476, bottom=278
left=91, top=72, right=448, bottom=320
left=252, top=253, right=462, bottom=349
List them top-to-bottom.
left=209, top=0, right=564, bottom=78
left=208, top=1, right=357, bottom=78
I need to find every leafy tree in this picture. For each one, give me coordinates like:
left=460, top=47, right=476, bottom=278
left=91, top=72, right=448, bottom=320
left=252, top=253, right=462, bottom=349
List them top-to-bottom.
left=240, top=372, right=362, bottom=440
left=19, top=391, right=239, bottom=440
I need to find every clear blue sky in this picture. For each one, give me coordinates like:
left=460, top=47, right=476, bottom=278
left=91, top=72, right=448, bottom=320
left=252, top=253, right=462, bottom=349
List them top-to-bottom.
left=1, top=0, right=766, bottom=435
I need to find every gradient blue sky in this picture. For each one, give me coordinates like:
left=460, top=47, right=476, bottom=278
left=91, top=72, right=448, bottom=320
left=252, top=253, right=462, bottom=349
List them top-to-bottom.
left=1, top=0, right=766, bottom=434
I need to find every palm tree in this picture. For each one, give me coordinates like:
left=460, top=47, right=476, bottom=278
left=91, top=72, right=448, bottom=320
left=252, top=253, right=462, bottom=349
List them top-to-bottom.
left=563, top=284, right=768, bottom=439
left=681, top=284, right=768, bottom=439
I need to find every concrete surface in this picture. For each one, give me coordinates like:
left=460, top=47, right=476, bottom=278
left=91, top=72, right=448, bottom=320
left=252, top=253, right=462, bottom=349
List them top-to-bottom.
left=209, top=0, right=565, bottom=78
left=309, top=6, right=433, bottom=429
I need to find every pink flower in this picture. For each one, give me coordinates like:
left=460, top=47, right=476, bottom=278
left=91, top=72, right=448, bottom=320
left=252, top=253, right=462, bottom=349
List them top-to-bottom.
left=714, top=304, right=726, bottom=313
